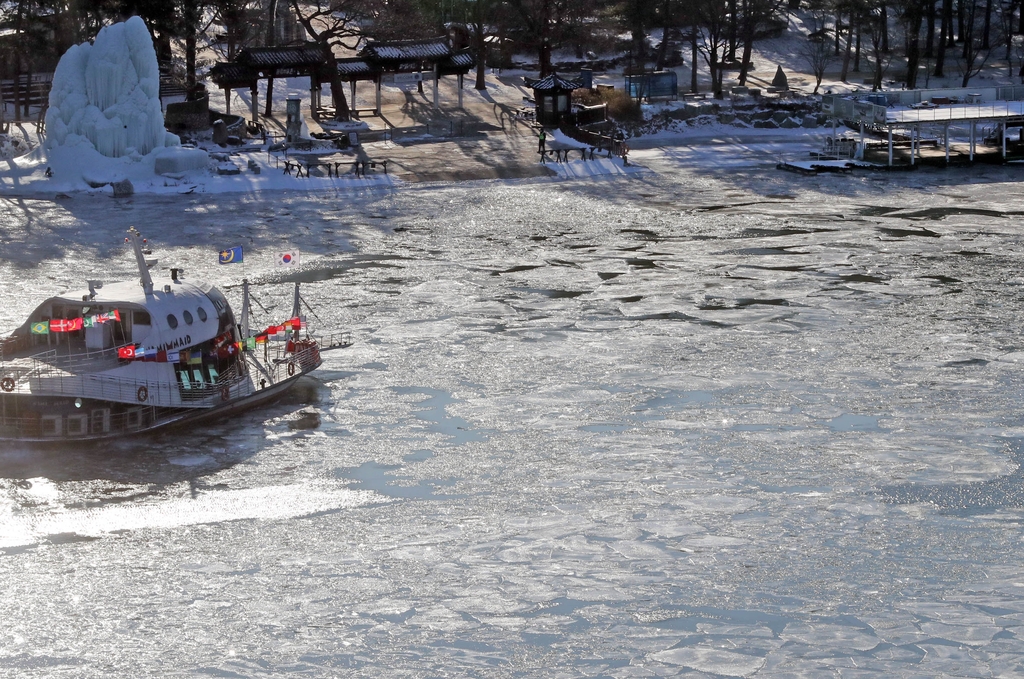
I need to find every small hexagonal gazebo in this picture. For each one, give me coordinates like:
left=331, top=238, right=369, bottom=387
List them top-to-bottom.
left=525, top=73, right=582, bottom=127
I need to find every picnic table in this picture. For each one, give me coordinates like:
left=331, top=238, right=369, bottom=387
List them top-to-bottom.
left=538, top=142, right=597, bottom=163
left=277, top=153, right=387, bottom=178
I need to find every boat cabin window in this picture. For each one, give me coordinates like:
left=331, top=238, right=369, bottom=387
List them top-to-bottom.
left=197, top=307, right=208, bottom=322
left=134, top=310, right=151, bottom=326
left=183, top=310, right=193, bottom=325
left=166, top=314, right=178, bottom=329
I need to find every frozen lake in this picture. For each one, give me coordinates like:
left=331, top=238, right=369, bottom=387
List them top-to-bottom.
left=4, top=147, right=1024, bottom=676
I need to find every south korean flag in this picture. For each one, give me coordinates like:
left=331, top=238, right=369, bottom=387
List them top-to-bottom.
left=276, top=250, right=301, bottom=267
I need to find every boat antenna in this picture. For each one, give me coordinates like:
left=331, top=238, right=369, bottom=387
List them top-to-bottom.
left=126, top=227, right=154, bottom=295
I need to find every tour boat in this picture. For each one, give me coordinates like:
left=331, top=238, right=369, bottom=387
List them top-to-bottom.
left=0, top=228, right=349, bottom=443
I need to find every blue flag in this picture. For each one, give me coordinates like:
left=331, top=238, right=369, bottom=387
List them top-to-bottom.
left=219, top=246, right=243, bottom=264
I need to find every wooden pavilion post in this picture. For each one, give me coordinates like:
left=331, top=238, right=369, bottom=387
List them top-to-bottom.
left=433, top=62, right=440, bottom=109
left=250, top=83, right=258, bottom=124
left=224, top=88, right=231, bottom=115
left=888, top=126, right=893, bottom=166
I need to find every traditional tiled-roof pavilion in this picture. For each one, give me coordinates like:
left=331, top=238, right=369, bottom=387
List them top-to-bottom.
left=209, top=37, right=475, bottom=122
left=524, top=74, right=582, bottom=127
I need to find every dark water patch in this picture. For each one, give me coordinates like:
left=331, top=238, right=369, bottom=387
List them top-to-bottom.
left=694, top=201, right=784, bottom=213
left=858, top=206, right=910, bottom=217
left=891, top=207, right=1011, bottom=220
left=739, top=227, right=838, bottom=239
left=878, top=227, right=941, bottom=238
left=621, top=228, right=660, bottom=240
left=529, top=235, right=548, bottom=241
left=567, top=243, right=596, bottom=250
left=730, top=247, right=809, bottom=256
left=951, top=250, right=989, bottom=257
left=626, top=258, right=658, bottom=269
left=548, top=259, right=581, bottom=268
left=491, top=264, right=543, bottom=276
left=743, top=264, right=811, bottom=272
left=598, top=272, right=624, bottom=280
left=840, top=273, right=888, bottom=284
left=923, top=275, right=962, bottom=284
left=513, top=287, right=588, bottom=299
left=618, top=295, right=643, bottom=303
left=697, top=298, right=792, bottom=310
left=625, top=311, right=733, bottom=327
left=943, top=358, right=988, bottom=368
left=391, top=386, right=487, bottom=445
left=640, top=391, right=714, bottom=410
left=829, top=414, right=883, bottom=432
left=580, top=423, right=630, bottom=433
left=879, top=439, right=1024, bottom=512
left=404, top=449, right=434, bottom=463
left=335, top=461, right=456, bottom=500
left=46, top=532, right=101, bottom=546
left=647, top=605, right=793, bottom=637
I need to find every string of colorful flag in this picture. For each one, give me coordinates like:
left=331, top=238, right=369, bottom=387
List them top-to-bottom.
left=31, top=310, right=122, bottom=334
left=116, top=317, right=307, bottom=362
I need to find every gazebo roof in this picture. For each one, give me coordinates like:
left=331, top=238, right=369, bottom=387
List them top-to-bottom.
left=360, top=37, right=453, bottom=62
left=237, top=44, right=329, bottom=69
left=209, top=62, right=258, bottom=89
left=524, top=73, right=583, bottom=92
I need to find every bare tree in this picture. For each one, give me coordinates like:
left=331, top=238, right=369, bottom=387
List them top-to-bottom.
left=696, top=0, right=730, bottom=97
left=953, top=0, right=992, bottom=86
left=800, top=11, right=836, bottom=92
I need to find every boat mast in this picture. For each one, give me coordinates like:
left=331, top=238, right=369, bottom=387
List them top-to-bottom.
left=126, top=227, right=153, bottom=295
left=241, top=278, right=250, bottom=340
left=291, top=281, right=301, bottom=320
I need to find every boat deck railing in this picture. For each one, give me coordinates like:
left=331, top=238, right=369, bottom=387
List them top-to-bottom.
left=0, top=338, right=328, bottom=407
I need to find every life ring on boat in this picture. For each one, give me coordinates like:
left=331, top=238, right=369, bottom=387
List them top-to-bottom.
left=288, top=362, right=296, bottom=377
left=0, top=377, right=13, bottom=392
left=137, top=386, right=148, bottom=403
left=221, top=386, right=230, bottom=402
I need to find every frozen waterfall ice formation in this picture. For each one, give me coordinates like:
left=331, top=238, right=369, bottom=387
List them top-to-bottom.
left=45, top=16, right=178, bottom=158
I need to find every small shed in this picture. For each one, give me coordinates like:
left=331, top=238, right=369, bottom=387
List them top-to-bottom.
left=525, top=73, right=582, bottom=127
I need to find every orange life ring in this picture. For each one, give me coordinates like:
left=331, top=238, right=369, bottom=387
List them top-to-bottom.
left=288, top=362, right=296, bottom=376
left=0, top=377, right=13, bottom=392
left=137, top=386, right=148, bottom=402
left=221, top=386, right=230, bottom=402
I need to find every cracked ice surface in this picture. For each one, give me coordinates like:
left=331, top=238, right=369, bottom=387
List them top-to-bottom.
left=4, top=154, right=1024, bottom=676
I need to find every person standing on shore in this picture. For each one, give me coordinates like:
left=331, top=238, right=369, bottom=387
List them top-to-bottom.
left=538, top=129, right=547, bottom=153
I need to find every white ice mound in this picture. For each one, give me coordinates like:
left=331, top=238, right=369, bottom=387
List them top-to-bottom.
left=45, top=16, right=172, bottom=158
left=153, top=146, right=209, bottom=174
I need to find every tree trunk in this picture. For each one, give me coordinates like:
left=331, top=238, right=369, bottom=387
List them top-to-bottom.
left=728, top=0, right=738, bottom=61
left=737, top=0, right=754, bottom=85
left=925, top=0, right=935, bottom=58
left=935, top=0, right=951, bottom=75
left=957, top=0, right=965, bottom=42
left=982, top=0, right=992, bottom=48
left=881, top=4, right=889, bottom=52
left=905, top=10, right=922, bottom=88
left=840, top=20, right=854, bottom=80
left=854, top=23, right=862, bottom=71
left=691, top=26, right=699, bottom=92
left=329, top=66, right=351, bottom=121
